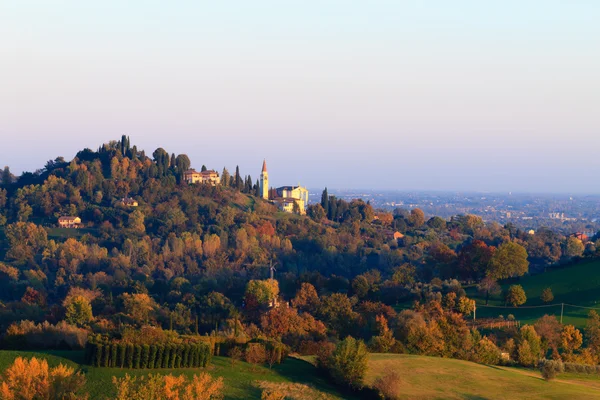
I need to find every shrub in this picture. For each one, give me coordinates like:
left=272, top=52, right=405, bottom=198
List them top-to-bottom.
left=4, top=320, right=88, bottom=350
left=328, top=336, right=369, bottom=389
left=473, top=337, right=501, bottom=365
left=316, top=341, right=336, bottom=369
left=245, top=343, right=267, bottom=367
left=169, top=344, right=177, bottom=368
left=182, top=344, right=190, bottom=368
left=229, top=347, right=243, bottom=367
left=0, top=357, right=87, bottom=400
left=540, top=359, right=564, bottom=381
left=374, top=371, right=402, bottom=400
left=111, top=372, right=223, bottom=399
left=261, top=389, right=286, bottom=400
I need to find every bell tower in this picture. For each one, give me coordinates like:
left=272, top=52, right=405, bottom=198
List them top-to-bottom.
left=260, top=159, right=269, bottom=199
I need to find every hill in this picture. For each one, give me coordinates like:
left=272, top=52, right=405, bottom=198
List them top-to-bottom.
left=469, top=259, right=600, bottom=328
left=0, top=350, right=352, bottom=400
left=366, top=353, right=600, bottom=399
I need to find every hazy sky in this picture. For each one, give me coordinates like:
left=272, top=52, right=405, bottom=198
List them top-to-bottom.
left=1, top=1, right=599, bottom=192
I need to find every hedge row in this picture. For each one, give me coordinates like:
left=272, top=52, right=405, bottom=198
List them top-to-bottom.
left=84, top=342, right=212, bottom=369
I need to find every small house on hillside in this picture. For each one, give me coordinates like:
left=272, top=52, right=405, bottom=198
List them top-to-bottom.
left=120, top=197, right=138, bottom=207
left=58, top=216, right=81, bottom=228
left=385, top=230, right=404, bottom=240
left=571, top=232, right=590, bottom=242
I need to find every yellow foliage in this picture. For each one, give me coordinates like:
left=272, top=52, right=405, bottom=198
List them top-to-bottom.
left=0, top=356, right=86, bottom=400
left=112, top=372, right=224, bottom=400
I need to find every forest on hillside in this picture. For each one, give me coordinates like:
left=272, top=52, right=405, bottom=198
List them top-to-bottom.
left=1, top=137, right=600, bottom=397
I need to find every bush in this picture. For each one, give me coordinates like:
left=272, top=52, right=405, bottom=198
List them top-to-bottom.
left=4, top=320, right=88, bottom=350
left=328, top=337, right=369, bottom=389
left=245, top=343, right=267, bottom=367
left=0, top=357, right=87, bottom=399
left=540, top=360, right=564, bottom=381
left=374, top=371, right=402, bottom=400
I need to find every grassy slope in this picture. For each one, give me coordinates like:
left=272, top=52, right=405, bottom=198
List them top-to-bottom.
left=466, top=259, right=600, bottom=328
left=0, top=351, right=350, bottom=400
left=367, top=353, right=600, bottom=399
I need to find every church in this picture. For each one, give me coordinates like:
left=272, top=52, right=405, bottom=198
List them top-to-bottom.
left=260, top=160, right=308, bottom=215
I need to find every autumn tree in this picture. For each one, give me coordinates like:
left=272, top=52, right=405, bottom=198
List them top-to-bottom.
left=409, top=208, right=425, bottom=228
left=565, top=237, right=585, bottom=258
left=487, top=242, right=529, bottom=280
left=245, top=279, right=279, bottom=309
left=291, top=282, right=320, bottom=313
left=505, top=285, right=527, bottom=307
left=540, top=288, right=554, bottom=304
left=121, top=293, right=157, bottom=326
left=586, top=310, right=600, bottom=354
left=561, top=325, right=583, bottom=354
left=0, top=357, right=87, bottom=400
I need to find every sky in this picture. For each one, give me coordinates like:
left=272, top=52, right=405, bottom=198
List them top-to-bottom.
left=1, top=1, right=599, bottom=193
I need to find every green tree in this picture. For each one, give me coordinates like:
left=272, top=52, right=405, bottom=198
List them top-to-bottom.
left=321, top=188, right=329, bottom=215
left=409, top=208, right=425, bottom=228
left=487, top=242, right=529, bottom=280
left=245, top=279, right=279, bottom=307
left=505, top=285, right=527, bottom=307
left=64, top=295, right=93, bottom=326
left=585, top=310, right=600, bottom=354
left=328, top=336, right=369, bottom=389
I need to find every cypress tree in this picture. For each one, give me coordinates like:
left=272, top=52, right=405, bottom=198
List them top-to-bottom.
left=235, top=166, right=242, bottom=189
left=321, top=188, right=329, bottom=212
left=94, top=343, right=103, bottom=367
left=118, top=343, right=127, bottom=368
left=110, top=344, right=118, bottom=367
left=126, top=344, right=135, bottom=368
left=141, top=344, right=150, bottom=368
left=162, top=344, right=171, bottom=368
left=133, top=345, right=142, bottom=369
left=149, top=345, right=158, bottom=369
left=155, top=345, right=165, bottom=369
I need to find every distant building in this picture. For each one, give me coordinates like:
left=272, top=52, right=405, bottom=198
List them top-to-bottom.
left=260, top=159, right=269, bottom=199
left=259, top=160, right=308, bottom=215
left=183, top=169, right=221, bottom=186
left=120, top=197, right=138, bottom=207
left=58, top=216, right=81, bottom=228
left=527, top=229, right=535, bottom=235
left=571, top=232, right=590, bottom=242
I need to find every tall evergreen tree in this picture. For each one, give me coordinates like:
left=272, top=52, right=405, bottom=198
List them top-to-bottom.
left=201, top=165, right=207, bottom=172
left=234, top=166, right=242, bottom=189
left=221, top=168, right=230, bottom=187
left=255, top=179, right=260, bottom=197
left=321, top=188, right=329, bottom=214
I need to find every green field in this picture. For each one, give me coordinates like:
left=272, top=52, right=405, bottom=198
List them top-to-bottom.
left=468, top=259, right=600, bottom=328
left=0, top=351, right=351, bottom=400
left=366, top=353, right=600, bottom=399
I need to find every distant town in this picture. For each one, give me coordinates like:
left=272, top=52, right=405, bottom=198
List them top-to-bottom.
left=320, top=189, right=600, bottom=235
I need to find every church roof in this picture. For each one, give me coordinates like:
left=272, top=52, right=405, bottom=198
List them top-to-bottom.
left=262, top=159, right=267, bottom=173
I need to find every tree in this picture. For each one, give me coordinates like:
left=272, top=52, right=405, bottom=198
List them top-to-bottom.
left=175, top=154, right=191, bottom=174
left=321, top=188, right=329, bottom=215
left=308, top=204, right=326, bottom=222
left=409, top=208, right=425, bottom=228
left=566, top=237, right=585, bottom=258
left=487, top=242, right=529, bottom=280
left=351, top=275, right=370, bottom=299
left=477, top=276, right=500, bottom=305
left=245, top=279, right=279, bottom=308
left=291, top=283, right=320, bottom=313
left=505, top=285, right=527, bottom=307
left=540, top=288, right=554, bottom=304
left=122, top=293, right=157, bottom=325
left=65, top=295, right=93, bottom=326
left=586, top=310, right=600, bottom=354
left=561, top=325, right=583, bottom=354
left=327, top=336, right=369, bottom=389
left=0, top=357, right=87, bottom=399
left=112, top=372, right=223, bottom=400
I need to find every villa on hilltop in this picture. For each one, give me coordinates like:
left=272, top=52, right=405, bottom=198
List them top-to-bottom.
left=259, top=160, right=308, bottom=215
left=184, top=169, right=221, bottom=186
left=58, top=216, right=81, bottom=228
